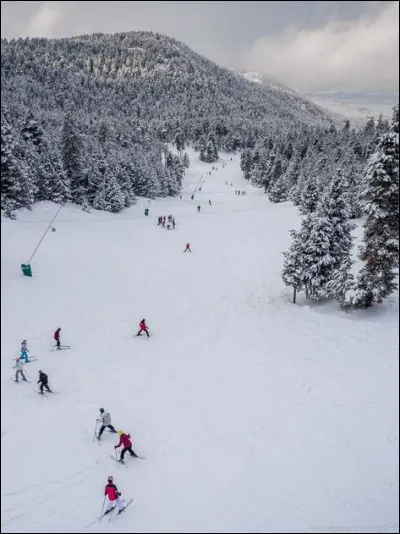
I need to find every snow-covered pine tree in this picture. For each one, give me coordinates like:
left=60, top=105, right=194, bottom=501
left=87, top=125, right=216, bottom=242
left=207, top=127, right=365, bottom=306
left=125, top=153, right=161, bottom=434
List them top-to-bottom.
left=348, top=105, right=399, bottom=309
left=1, top=109, right=21, bottom=216
left=20, top=111, right=44, bottom=150
left=61, top=112, right=86, bottom=205
left=175, top=130, right=185, bottom=156
left=205, top=134, right=219, bottom=162
left=36, top=137, right=71, bottom=203
left=240, top=150, right=253, bottom=181
left=102, top=164, right=125, bottom=212
left=316, top=168, right=355, bottom=300
left=268, top=174, right=288, bottom=203
left=299, top=176, right=320, bottom=214
left=282, top=212, right=335, bottom=300
left=282, top=227, right=306, bottom=302
left=328, top=254, right=355, bottom=308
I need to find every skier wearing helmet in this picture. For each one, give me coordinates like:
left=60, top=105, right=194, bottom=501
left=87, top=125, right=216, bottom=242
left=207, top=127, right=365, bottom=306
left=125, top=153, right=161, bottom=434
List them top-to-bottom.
left=96, top=408, right=117, bottom=440
left=114, top=430, right=139, bottom=463
left=103, top=476, right=126, bottom=515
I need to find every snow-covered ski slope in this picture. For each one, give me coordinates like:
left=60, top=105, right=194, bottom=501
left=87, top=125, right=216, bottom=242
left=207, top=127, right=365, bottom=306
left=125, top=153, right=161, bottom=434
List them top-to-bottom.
left=1, top=150, right=399, bottom=533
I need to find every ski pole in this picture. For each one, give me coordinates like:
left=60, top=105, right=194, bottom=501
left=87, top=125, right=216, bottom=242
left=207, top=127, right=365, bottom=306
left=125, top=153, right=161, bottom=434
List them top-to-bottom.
left=100, top=495, right=106, bottom=517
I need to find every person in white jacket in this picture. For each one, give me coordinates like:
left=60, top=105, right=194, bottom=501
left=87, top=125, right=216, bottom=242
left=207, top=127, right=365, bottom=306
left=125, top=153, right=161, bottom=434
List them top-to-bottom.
left=13, top=358, right=28, bottom=383
left=97, top=408, right=117, bottom=440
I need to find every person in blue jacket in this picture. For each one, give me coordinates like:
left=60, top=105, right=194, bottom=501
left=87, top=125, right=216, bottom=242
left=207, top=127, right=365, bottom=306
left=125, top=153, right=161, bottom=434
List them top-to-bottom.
left=19, top=339, right=31, bottom=363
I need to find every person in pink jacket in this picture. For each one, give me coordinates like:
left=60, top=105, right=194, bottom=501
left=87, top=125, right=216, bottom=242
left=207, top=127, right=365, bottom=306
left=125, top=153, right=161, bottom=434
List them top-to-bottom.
left=114, top=430, right=139, bottom=463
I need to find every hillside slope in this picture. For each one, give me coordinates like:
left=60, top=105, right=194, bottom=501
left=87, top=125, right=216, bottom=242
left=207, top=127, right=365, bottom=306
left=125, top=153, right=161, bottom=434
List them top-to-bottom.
left=1, top=31, right=335, bottom=141
left=1, top=151, right=398, bottom=533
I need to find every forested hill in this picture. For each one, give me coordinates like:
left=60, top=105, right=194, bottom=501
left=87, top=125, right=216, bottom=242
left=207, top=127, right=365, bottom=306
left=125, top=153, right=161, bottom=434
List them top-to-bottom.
left=1, top=31, right=337, bottom=217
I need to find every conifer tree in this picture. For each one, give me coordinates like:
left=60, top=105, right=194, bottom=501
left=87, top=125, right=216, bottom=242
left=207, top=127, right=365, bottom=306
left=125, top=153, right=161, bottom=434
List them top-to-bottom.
left=348, top=105, right=399, bottom=308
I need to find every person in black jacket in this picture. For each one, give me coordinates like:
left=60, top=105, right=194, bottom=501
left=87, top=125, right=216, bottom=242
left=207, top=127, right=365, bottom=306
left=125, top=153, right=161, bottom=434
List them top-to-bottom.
left=38, top=370, right=52, bottom=394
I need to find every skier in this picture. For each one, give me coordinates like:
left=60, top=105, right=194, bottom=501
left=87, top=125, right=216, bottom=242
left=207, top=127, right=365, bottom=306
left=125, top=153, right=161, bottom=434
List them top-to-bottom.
left=209, top=199, right=212, bottom=206
left=197, top=205, right=201, bottom=212
left=157, top=216, right=162, bottom=226
left=172, top=218, right=176, bottom=229
left=184, top=242, right=192, bottom=253
left=136, top=319, right=150, bottom=338
left=54, top=328, right=61, bottom=350
left=19, top=340, right=30, bottom=363
left=13, top=358, right=28, bottom=383
left=37, top=370, right=52, bottom=394
left=97, top=408, right=117, bottom=439
left=114, top=430, right=139, bottom=463
left=103, top=476, right=126, bottom=515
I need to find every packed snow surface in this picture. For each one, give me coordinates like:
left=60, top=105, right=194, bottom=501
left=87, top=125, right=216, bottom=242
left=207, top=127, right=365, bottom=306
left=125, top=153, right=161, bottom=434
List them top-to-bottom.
left=1, top=150, right=398, bottom=533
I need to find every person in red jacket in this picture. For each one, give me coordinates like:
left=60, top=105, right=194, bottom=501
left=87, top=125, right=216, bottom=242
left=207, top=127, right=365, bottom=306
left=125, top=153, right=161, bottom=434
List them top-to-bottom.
left=184, top=242, right=192, bottom=253
left=136, top=319, right=150, bottom=338
left=54, top=328, right=61, bottom=350
left=114, top=430, right=139, bottom=463
left=103, top=476, right=126, bottom=515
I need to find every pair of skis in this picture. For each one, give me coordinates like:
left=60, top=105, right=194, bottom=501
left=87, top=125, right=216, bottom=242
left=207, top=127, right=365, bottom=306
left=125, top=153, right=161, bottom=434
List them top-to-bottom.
left=49, top=344, right=71, bottom=352
left=10, top=377, right=31, bottom=384
left=33, top=389, right=58, bottom=396
left=110, top=453, right=146, bottom=466
left=85, top=497, right=133, bottom=527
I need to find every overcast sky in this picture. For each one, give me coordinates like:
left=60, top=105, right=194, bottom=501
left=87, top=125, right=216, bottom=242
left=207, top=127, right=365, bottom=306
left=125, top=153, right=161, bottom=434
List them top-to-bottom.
left=1, top=1, right=399, bottom=98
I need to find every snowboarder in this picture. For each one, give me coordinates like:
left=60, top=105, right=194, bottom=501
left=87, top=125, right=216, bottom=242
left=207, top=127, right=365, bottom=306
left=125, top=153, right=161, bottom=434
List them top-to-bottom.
left=197, top=205, right=201, bottom=212
left=184, top=242, right=192, bottom=253
left=136, top=319, right=150, bottom=338
left=54, top=328, right=61, bottom=350
left=19, top=339, right=30, bottom=363
left=13, top=358, right=28, bottom=383
left=37, top=370, right=52, bottom=394
left=97, top=408, right=117, bottom=439
left=114, top=430, right=139, bottom=462
left=104, top=476, right=126, bottom=515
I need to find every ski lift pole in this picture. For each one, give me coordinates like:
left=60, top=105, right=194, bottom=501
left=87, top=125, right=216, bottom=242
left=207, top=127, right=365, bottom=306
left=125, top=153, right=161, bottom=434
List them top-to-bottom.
left=27, top=205, right=62, bottom=264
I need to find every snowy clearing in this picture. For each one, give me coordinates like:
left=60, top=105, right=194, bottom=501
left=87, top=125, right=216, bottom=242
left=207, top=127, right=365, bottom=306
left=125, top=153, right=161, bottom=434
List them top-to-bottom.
left=1, top=150, right=398, bottom=533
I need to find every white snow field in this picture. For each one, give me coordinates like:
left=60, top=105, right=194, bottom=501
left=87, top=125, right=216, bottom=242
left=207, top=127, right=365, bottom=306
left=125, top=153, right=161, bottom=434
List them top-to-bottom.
left=1, top=150, right=399, bottom=534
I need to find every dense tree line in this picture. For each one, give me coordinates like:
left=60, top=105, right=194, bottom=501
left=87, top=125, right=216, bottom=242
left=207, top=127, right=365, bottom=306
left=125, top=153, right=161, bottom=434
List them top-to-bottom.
left=1, top=31, right=335, bottom=217
left=281, top=106, right=399, bottom=309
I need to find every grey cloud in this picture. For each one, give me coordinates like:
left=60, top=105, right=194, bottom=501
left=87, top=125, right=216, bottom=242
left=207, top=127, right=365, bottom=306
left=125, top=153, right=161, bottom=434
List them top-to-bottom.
left=1, top=1, right=398, bottom=97
left=246, top=1, right=399, bottom=92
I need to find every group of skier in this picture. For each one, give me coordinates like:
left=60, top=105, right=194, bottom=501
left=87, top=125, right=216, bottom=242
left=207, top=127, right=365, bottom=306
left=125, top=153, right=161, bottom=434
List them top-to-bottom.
left=157, top=214, right=176, bottom=229
left=13, top=337, right=53, bottom=395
